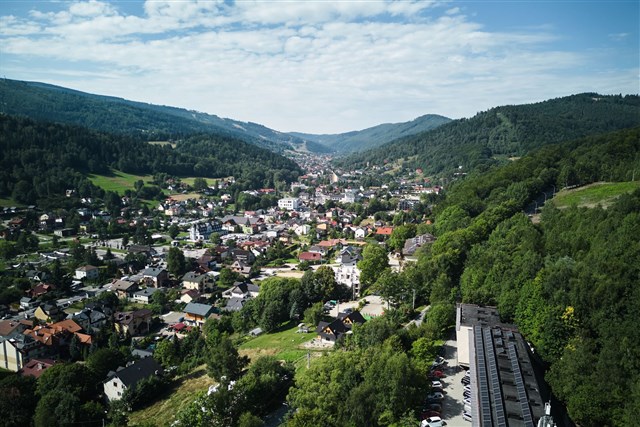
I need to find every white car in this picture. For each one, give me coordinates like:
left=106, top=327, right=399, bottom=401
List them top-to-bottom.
left=431, top=380, right=443, bottom=389
left=421, top=416, right=445, bottom=427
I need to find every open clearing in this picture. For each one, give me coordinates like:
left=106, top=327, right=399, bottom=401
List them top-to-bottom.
left=88, top=170, right=154, bottom=194
left=552, top=181, right=640, bottom=208
left=239, top=321, right=317, bottom=363
left=128, top=365, right=215, bottom=427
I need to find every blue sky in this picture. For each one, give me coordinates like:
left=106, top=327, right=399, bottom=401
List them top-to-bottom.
left=1, top=1, right=637, bottom=133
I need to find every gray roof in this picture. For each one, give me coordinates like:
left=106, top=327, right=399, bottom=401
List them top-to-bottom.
left=141, top=267, right=165, bottom=277
left=134, top=288, right=160, bottom=298
left=222, top=297, right=246, bottom=312
left=183, top=302, right=214, bottom=317
left=107, top=357, right=162, bottom=388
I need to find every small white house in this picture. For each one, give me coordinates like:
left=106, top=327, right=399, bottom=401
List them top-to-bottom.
left=75, top=265, right=99, bottom=280
left=103, top=358, right=163, bottom=402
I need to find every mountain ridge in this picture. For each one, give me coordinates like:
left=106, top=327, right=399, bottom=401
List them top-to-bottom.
left=290, top=113, right=451, bottom=153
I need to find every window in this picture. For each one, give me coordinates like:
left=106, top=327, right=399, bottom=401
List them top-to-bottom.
left=113, top=381, right=118, bottom=387
left=117, top=391, right=121, bottom=396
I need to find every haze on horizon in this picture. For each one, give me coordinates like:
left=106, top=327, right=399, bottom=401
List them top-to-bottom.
left=1, top=0, right=638, bottom=134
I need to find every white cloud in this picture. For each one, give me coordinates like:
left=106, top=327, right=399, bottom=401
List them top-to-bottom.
left=0, top=0, right=637, bottom=133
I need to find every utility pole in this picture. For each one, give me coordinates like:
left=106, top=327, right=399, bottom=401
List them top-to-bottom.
left=307, top=351, right=310, bottom=369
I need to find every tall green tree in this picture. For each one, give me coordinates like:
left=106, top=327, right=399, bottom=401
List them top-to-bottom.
left=357, top=244, right=390, bottom=293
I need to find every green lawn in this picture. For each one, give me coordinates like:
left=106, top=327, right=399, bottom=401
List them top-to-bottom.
left=88, top=170, right=154, bottom=194
left=552, top=181, right=640, bottom=209
left=0, top=197, right=22, bottom=207
left=239, top=321, right=316, bottom=362
left=128, top=365, right=215, bottom=427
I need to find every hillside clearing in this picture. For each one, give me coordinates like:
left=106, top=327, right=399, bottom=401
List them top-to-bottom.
left=552, top=181, right=640, bottom=209
left=239, top=321, right=318, bottom=363
left=128, top=365, right=215, bottom=427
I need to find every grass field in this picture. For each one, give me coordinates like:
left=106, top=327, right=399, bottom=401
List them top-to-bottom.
left=88, top=170, right=154, bottom=194
left=552, top=181, right=640, bottom=209
left=0, top=197, right=22, bottom=208
left=239, top=321, right=316, bottom=363
left=129, top=365, right=215, bottom=427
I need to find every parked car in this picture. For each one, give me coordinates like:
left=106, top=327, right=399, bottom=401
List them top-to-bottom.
left=429, top=370, right=446, bottom=378
left=461, top=376, right=470, bottom=385
left=431, top=380, right=443, bottom=389
left=463, top=391, right=472, bottom=399
left=426, top=392, right=445, bottom=401
left=423, top=403, right=442, bottom=413
left=421, top=410, right=441, bottom=419
left=463, top=412, right=473, bottom=422
left=421, top=416, right=445, bottom=427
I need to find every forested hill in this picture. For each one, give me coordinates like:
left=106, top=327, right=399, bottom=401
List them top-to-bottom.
left=0, top=79, right=317, bottom=153
left=335, top=93, right=640, bottom=174
left=0, top=114, right=301, bottom=204
left=290, top=114, right=451, bottom=153
left=416, top=126, right=639, bottom=426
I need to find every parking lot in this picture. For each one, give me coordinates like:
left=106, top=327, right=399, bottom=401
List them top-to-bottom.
left=437, top=335, right=469, bottom=426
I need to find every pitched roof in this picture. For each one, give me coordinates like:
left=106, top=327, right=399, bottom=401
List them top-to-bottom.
left=375, top=226, right=394, bottom=235
left=299, top=252, right=322, bottom=261
left=111, top=279, right=137, bottom=291
left=184, top=302, right=214, bottom=317
left=0, top=320, right=22, bottom=337
left=107, top=357, right=163, bottom=389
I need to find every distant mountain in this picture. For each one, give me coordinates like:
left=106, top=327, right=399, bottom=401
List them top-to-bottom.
left=0, top=79, right=318, bottom=153
left=335, top=93, right=640, bottom=175
left=290, top=114, right=451, bottom=153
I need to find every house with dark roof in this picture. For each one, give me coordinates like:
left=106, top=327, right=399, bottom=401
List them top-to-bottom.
left=402, top=233, right=436, bottom=258
left=141, top=267, right=168, bottom=287
left=182, top=271, right=212, bottom=292
left=110, top=279, right=139, bottom=299
left=222, top=282, right=260, bottom=299
left=131, top=287, right=161, bottom=305
left=221, top=297, right=247, bottom=313
left=34, top=303, right=64, bottom=323
left=183, top=303, right=215, bottom=326
left=114, top=309, right=152, bottom=336
left=316, top=311, right=366, bottom=344
left=103, top=357, right=163, bottom=401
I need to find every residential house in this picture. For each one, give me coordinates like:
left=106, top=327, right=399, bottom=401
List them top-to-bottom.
left=189, top=221, right=223, bottom=241
left=375, top=226, right=394, bottom=237
left=354, top=227, right=367, bottom=239
left=402, top=233, right=436, bottom=259
left=308, top=245, right=329, bottom=257
left=335, top=246, right=362, bottom=266
left=230, top=249, right=255, bottom=265
left=298, top=252, right=322, bottom=263
left=196, top=253, right=216, bottom=271
left=230, top=260, right=252, bottom=276
left=75, top=265, right=100, bottom=280
left=333, top=265, right=361, bottom=299
left=141, top=267, right=168, bottom=288
left=182, top=271, right=212, bottom=292
left=110, top=280, right=139, bottom=299
left=222, top=282, right=260, bottom=299
left=27, top=283, right=55, bottom=298
left=131, top=288, right=161, bottom=305
left=180, top=290, right=201, bottom=304
left=20, top=297, right=38, bottom=310
left=221, top=297, right=247, bottom=312
left=33, top=303, right=64, bottom=323
left=183, top=303, right=215, bottom=326
left=72, top=308, right=108, bottom=333
left=114, top=309, right=152, bottom=336
left=316, top=311, right=366, bottom=343
left=0, top=319, right=30, bottom=338
left=23, top=319, right=88, bottom=357
left=0, top=334, right=42, bottom=372
left=103, top=357, right=163, bottom=401
left=20, top=358, right=57, bottom=378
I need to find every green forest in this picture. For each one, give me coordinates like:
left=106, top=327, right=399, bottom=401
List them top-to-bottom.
left=0, top=79, right=317, bottom=152
left=336, top=93, right=640, bottom=175
left=0, top=114, right=301, bottom=205
left=407, top=127, right=640, bottom=426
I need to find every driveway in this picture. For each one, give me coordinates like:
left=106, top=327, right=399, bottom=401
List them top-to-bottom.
left=328, top=295, right=386, bottom=318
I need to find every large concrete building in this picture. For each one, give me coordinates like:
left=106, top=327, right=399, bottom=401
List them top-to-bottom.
left=457, top=304, right=550, bottom=427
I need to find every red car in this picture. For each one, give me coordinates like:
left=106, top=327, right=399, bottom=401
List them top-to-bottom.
left=429, top=370, right=446, bottom=378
